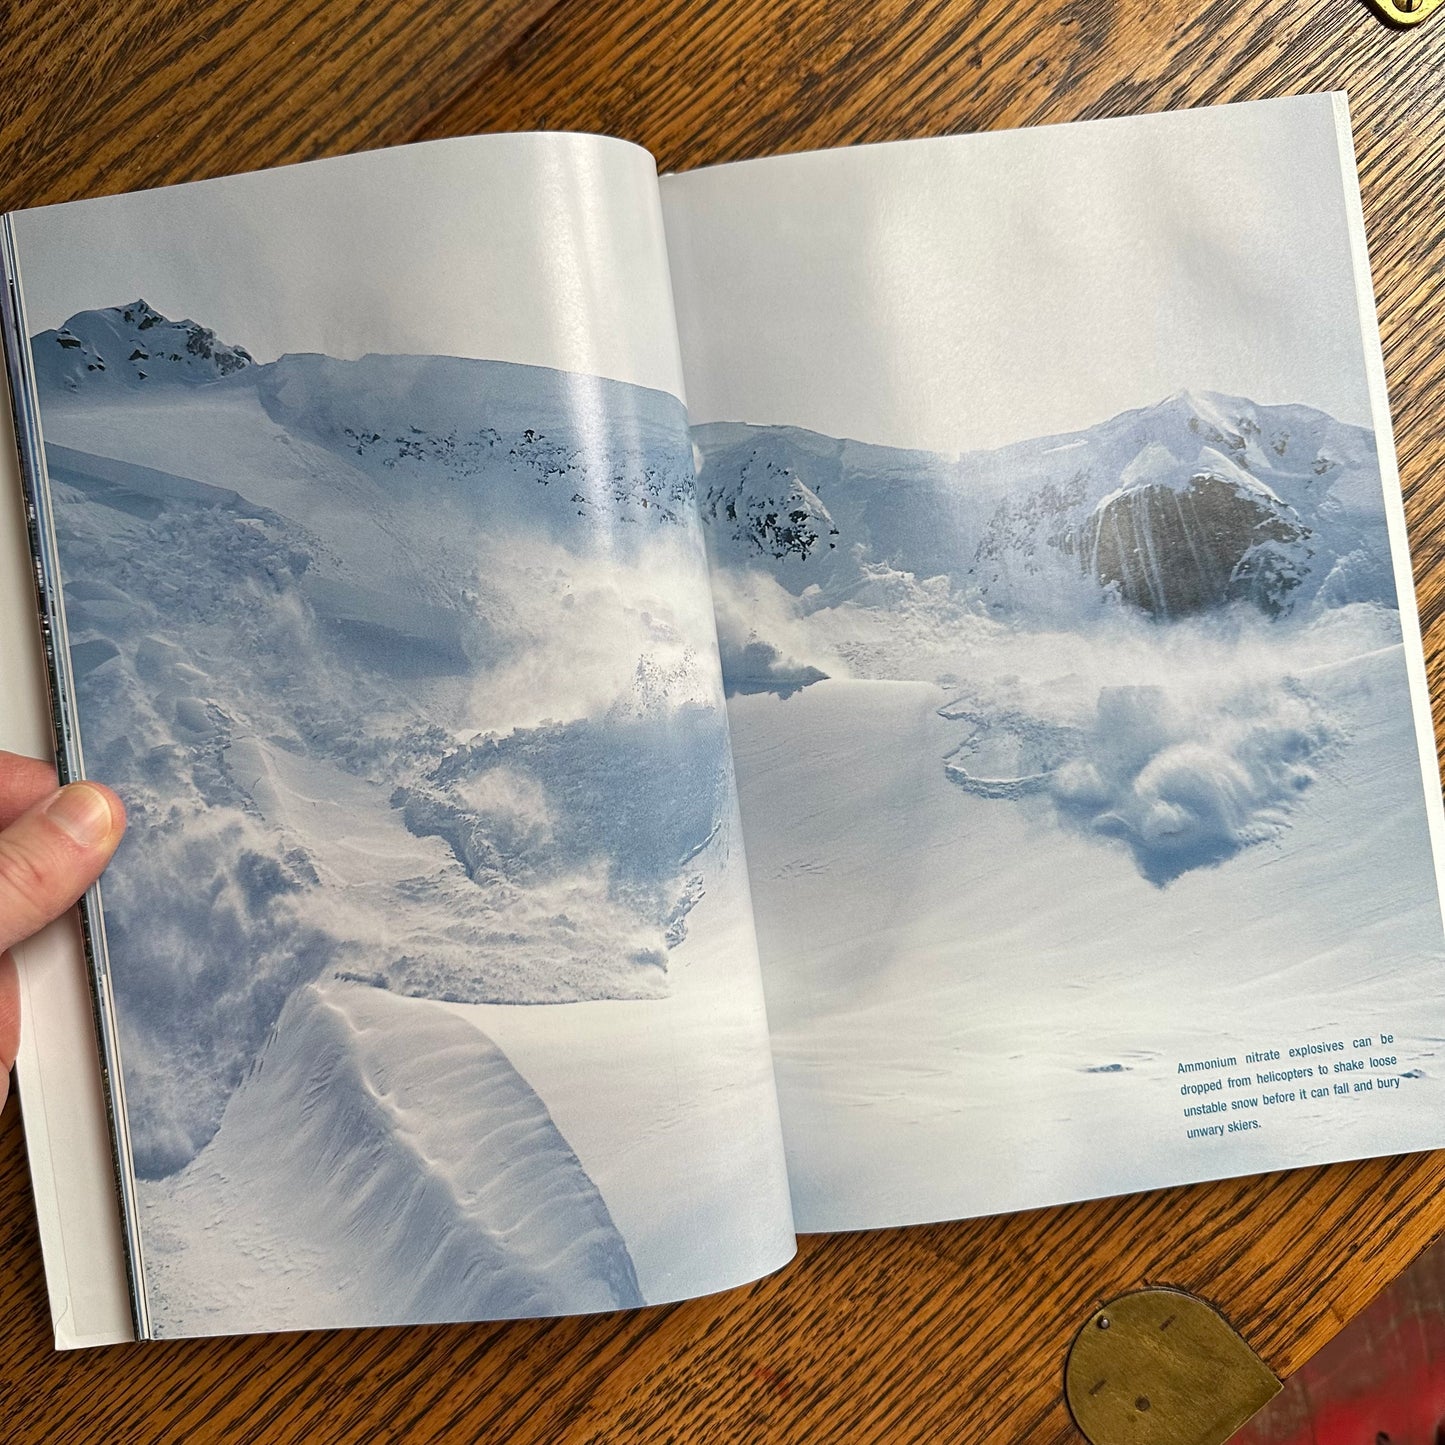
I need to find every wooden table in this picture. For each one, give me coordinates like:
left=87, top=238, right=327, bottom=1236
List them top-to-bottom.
left=3, top=1, right=1445, bottom=1439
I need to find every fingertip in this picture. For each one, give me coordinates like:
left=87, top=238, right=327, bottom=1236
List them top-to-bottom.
left=0, top=781, right=126, bottom=955
left=44, top=782, right=125, bottom=852
left=101, top=782, right=128, bottom=838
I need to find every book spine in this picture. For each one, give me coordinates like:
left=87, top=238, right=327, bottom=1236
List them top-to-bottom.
left=0, top=219, right=153, bottom=1342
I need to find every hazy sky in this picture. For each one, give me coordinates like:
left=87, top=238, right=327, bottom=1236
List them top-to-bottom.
left=662, top=94, right=1375, bottom=454
left=13, top=98, right=1376, bottom=457
left=13, top=133, right=686, bottom=401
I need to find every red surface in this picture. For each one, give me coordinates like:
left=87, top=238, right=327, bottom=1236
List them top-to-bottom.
left=1233, top=1243, right=1445, bottom=1445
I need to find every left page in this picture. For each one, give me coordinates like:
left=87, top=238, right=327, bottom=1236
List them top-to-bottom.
left=1, top=133, right=793, bottom=1342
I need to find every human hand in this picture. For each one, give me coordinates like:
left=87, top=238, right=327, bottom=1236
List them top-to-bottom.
left=0, top=753, right=125, bottom=1114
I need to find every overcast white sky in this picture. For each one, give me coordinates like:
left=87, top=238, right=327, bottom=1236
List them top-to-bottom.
left=662, top=93, right=1374, bottom=454
left=14, top=98, right=1375, bottom=457
left=13, top=133, right=687, bottom=401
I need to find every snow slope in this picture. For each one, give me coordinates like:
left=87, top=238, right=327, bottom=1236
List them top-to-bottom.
left=703, top=394, right=1444, bottom=1233
left=731, top=651, right=1445, bottom=1232
left=139, top=981, right=642, bottom=1335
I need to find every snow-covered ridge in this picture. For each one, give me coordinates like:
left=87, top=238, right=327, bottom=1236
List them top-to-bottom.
left=32, top=300, right=254, bottom=392
left=35, top=303, right=698, bottom=534
left=249, top=351, right=696, bottom=530
left=696, top=390, right=1390, bottom=626
left=140, top=982, right=642, bottom=1333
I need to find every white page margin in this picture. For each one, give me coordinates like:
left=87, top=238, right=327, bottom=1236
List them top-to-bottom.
left=1331, top=91, right=1445, bottom=936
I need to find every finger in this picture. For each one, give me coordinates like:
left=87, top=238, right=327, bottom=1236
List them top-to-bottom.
left=0, top=752, right=60, bottom=830
left=0, top=783, right=126, bottom=957
left=0, top=953, right=16, bottom=1117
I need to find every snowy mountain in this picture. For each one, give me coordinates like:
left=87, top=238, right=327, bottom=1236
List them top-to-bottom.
left=31, top=300, right=255, bottom=392
left=35, top=301, right=697, bottom=542
left=696, top=391, right=1392, bottom=625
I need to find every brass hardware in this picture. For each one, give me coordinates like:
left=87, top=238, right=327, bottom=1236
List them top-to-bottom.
left=1366, top=0, right=1440, bottom=26
left=1065, top=1288, right=1281, bottom=1445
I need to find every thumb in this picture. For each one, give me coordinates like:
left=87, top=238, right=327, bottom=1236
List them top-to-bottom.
left=0, top=783, right=126, bottom=957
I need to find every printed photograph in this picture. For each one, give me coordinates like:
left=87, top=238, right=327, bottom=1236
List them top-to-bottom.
left=666, top=96, right=1445, bottom=1231
left=15, top=137, right=793, bottom=1335
left=702, top=391, right=1445, bottom=1227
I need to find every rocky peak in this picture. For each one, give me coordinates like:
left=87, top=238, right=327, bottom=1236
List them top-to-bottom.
left=32, top=300, right=254, bottom=395
left=1082, top=446, right=1312, bottom=619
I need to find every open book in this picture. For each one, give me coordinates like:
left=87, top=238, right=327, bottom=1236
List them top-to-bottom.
left=3, top=92, right=1443, bottom=1348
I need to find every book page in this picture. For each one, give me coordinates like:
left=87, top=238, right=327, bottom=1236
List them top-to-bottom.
left=661, top=94, right=1445, bottom=1232
left=4, top=132, right=792, bottom=1340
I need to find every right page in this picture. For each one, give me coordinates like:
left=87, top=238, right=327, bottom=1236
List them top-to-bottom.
left=661, top=93, right=1445, bottom=1232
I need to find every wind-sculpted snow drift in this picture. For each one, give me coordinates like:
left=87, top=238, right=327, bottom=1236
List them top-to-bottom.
left=34, top=303, right=754, bottom=1324
left=697, top=392, right=1403, bottom=883
left=139, top=982, right=642, bottom=1334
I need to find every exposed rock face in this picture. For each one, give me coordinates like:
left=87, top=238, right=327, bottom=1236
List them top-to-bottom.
left=699, top=451, right=839, bottom=562
left=1081, top=466, right=1313, bottom=619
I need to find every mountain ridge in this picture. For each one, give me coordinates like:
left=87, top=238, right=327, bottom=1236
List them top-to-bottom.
left=32, top=299, right=255, bottom=392
left=695, top=389, right=1390, bottom=625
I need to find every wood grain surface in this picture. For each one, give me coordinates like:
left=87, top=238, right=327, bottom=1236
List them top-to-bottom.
left=3, top=0, right=1445, bottom=1440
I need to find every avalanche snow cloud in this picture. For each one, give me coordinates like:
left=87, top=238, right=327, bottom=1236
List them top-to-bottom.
left=32, top=302, right=770, bottom=1327
left=697, top=390, right=1403, bottom=883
